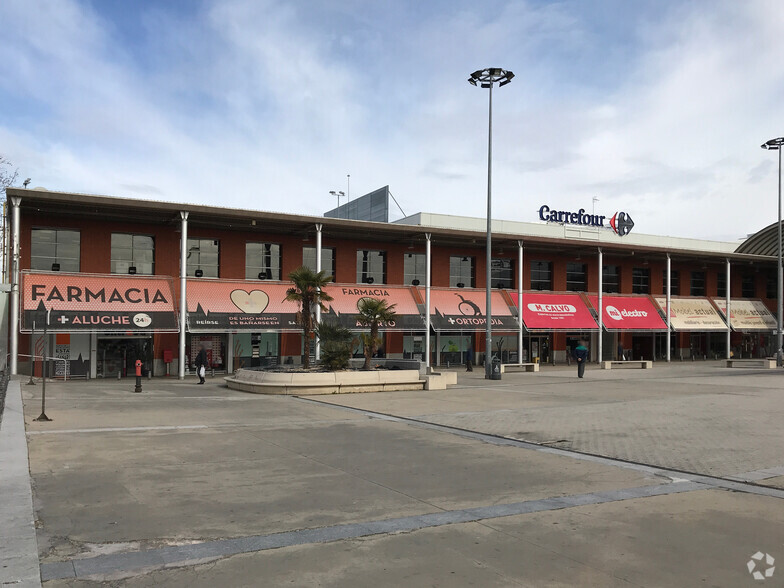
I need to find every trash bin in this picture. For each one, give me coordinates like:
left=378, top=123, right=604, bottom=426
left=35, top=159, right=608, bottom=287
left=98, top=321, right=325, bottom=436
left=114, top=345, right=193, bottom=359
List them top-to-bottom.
left=490, top=356, right=502, bottom=380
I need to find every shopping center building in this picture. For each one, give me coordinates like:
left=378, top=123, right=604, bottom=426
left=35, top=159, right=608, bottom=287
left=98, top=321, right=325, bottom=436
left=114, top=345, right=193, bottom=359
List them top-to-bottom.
left=4, top=187, right=779, bottom=379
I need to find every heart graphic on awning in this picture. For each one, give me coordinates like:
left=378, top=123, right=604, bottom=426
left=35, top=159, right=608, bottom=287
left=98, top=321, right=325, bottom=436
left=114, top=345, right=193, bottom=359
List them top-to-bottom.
left=230, top=289, right=269, bottom=314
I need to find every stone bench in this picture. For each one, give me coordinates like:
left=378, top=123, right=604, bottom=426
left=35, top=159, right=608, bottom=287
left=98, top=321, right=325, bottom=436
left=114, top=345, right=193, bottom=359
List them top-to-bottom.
left=725, top=359, right=777, bottom=369
left=601, top=360, right=652, bottom=370
left=500, top=363, right=539, bottom=373
left=225, top=368, right=426, bottom=395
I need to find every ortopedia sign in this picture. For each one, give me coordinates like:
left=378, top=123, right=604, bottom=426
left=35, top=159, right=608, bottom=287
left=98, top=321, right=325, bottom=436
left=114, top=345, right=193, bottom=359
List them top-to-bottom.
left=539, top=204, right=635, bottom=236
left=21, top=272, right=179, bottom=332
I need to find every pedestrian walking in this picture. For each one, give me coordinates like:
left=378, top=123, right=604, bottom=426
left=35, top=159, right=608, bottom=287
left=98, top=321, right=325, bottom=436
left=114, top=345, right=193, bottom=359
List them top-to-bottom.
left=574, top=339, right=589, bottom=378
left=617, top=341, right=625, bottom=361
left=195, top=345, right=208, bottom=384
left=465, top=346, right=474, bottom=372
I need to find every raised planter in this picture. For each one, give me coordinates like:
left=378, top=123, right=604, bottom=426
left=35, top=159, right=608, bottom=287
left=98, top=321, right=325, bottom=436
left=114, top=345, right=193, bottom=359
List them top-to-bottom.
left=225, top=368, right=430, bottom=395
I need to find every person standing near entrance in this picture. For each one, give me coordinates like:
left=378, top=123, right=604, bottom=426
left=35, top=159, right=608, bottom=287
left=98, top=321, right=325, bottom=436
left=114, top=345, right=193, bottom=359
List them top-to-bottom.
left=574, top=339, right=589, bottom=379
left=195, top=345, right=208, bottom=384
left=465, top=346, right=474, bottom=372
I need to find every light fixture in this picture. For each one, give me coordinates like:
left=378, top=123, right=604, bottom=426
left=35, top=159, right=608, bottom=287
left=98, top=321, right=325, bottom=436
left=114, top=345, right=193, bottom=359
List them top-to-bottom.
left=468, top=66, right=514, bottom=380
left=762, top=136, right=784, bottom=366
left=23, top=178, right=31, bottom=188
left=51, top=263, right=60, bottom=272
left=128, top=266, right=137, bottom=275
left=195, top=269, right=204, bottom=278
left=258, top=272, right=267, bottom=280
left=366, top=277, right=375, bottom=284
left=412, top=279, right=420, bottom=286
left=456, top=282, right=465, bottom=288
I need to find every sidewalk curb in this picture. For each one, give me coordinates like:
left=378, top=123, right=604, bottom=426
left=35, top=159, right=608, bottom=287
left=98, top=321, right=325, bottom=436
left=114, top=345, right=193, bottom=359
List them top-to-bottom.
left=0, top=379, right=42, bottom=588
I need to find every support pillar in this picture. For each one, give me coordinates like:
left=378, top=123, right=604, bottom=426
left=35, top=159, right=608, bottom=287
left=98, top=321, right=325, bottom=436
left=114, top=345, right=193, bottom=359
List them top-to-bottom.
left=9, top=196, right=21, bottom=375
left=179, top=211, right=188, bottom=380
left=315, top=223, right=322, bottom=361
left=425, top=233, right=431, bottom=370
left=517, top=240, right=523, bottom=364
left=597, top=247, right=603, bottom=363
left=666, top=253, right=671, bottom=362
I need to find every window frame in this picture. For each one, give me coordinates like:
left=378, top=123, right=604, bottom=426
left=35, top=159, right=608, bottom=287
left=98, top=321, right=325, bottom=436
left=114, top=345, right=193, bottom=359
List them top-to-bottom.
left=31, top=228, right=81, bottom=272
left=246, top=242, right=282, bottom=280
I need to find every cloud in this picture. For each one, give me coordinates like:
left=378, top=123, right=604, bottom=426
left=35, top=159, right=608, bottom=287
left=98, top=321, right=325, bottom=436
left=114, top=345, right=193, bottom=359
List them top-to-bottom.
left=0, top=0, right=781, bottom=242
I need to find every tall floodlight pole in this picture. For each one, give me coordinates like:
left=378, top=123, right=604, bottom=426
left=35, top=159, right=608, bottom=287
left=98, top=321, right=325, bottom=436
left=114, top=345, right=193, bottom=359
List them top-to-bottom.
left=469, top=67, right=514, bottom=379
left=762, top=137, right=784, bottom=366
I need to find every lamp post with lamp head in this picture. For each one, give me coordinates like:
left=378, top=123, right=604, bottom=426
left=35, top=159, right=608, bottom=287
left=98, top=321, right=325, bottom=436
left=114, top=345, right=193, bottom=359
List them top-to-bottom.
left=468, top=67, right=514, bottom=379
left=762, top=137, right=784, bottom=366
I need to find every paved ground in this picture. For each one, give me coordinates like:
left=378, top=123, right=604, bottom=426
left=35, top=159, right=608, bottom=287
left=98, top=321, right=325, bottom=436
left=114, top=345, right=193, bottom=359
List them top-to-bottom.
left=3, top=362, right=784, bottom=586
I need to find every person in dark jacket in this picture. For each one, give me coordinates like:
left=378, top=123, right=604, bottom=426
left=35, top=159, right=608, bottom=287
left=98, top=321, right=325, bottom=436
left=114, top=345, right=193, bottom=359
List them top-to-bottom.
left=574, top=340, right=589, bottom=378
left=195, top=345, right=208, bottom=384
left=465, top=346, right=474, bottom=372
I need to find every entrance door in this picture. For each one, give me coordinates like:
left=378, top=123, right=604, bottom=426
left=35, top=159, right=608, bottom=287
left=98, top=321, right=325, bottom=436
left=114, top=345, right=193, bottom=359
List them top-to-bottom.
left=97, top=338, right=153, bottom=378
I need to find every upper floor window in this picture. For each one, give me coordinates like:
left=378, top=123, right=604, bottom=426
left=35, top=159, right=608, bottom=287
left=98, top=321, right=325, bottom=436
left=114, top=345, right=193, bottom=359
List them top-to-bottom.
left=31, top=228, right=80, bottom=272
left=111, top=234, right=154, bottom=275
left=187, top=238, right=219, bottom=278
left=246, top=242, right=281, bottom=280
left=303, top=246, right=335, bottom=281
left=357, top=249, right=386, bottom=284
left=404, top=253, right=426, bottom=286
left=450, top=256, right=475, bottom=288
left=491, top=258, right=514, bottom=289
left=530, top=261, right=552, bottom=291
left=566, top=262, right=587, bottom=292
left=602, top=265, right=620, bottom=293
left=632, top=267, right=650, bottom=294
left=662, top=269, right=680, bottom=295
left=690, top=271, right=706, bottom=296
left=717, top=271, right=727, bottom=298
left=766, top=271, right=776, bottom=299
left=742, top=274, right=756, bottom=298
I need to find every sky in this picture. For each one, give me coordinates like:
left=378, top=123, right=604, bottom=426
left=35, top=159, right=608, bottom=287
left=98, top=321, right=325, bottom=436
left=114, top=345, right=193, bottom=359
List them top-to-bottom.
left=0, top=0, right=782, bottom=242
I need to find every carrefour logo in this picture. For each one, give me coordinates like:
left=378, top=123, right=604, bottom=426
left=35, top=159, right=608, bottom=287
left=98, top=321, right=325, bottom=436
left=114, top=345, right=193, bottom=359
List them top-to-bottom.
left=538, top=204, right=635, bottom=237
left=606, top=305, right=648, bottom=320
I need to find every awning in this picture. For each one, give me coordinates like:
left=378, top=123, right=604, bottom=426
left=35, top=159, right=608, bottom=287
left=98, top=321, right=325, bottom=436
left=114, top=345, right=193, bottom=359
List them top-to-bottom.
left=21, top=271, right=179, bottom=333
left=187, top=280, right=300, bottom=332
left=320, top=285, right=425, bottom=330
left=427, top=288, right=518, bottom=331
left=511, top=291, right=598, bottom=331
left=588, top=295, right=668, bottom=331
left=654, top=297, right=728, bottom=331
left=712, top=298, right=777, bottom=332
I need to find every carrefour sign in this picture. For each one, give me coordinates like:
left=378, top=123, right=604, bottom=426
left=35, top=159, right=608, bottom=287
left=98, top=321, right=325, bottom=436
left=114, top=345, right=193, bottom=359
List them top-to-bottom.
left=539, top=204, right=635, bottom=237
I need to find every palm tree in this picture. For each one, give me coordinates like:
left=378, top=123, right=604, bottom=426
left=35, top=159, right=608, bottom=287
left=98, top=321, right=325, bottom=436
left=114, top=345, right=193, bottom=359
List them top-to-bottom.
left=285, top=266, right=333, bottom=369
left=356, top=297, right=397, bottom=370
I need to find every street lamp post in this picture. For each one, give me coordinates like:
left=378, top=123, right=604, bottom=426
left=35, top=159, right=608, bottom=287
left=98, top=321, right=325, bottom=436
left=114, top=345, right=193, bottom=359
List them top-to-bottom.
left=468, top=67, right=514, bottom=379
left=762, top=137, right=784, bottom=366
left=329, top=190, right=345, bottom=217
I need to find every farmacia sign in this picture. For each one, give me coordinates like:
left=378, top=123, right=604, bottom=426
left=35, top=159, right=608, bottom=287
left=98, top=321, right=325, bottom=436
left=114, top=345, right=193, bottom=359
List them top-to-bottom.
left=538, top=204, right=635, bottom=237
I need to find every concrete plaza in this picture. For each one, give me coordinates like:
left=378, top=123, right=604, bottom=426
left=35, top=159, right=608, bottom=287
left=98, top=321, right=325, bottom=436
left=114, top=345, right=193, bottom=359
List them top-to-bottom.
left=3, top=361, right=784, bottom=586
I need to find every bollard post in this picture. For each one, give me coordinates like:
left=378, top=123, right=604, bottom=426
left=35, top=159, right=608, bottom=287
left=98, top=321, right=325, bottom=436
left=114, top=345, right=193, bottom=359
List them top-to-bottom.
left=134, top=359, right=143, bottom=393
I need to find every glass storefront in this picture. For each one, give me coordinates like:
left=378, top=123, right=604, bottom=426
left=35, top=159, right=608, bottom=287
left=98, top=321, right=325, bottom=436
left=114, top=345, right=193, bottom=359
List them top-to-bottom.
left=97, top=336, right=153, bottom=378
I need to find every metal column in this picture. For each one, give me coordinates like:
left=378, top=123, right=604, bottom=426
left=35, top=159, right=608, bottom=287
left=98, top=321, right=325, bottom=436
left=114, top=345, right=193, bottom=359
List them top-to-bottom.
left=9, top=197, right=21, bottom=375
left=178, top=211, right=188, bottom=380
left=315, top=223, right=322, bottom=361
left=425, top=233, right=431, bottom=370
left=518, top=240, right=523, bottom=364
left=597, top=248, right=603, bottom=363
left=666, top=253, right=671, bottom=362
left=726, top=259, right=731, bottom=359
